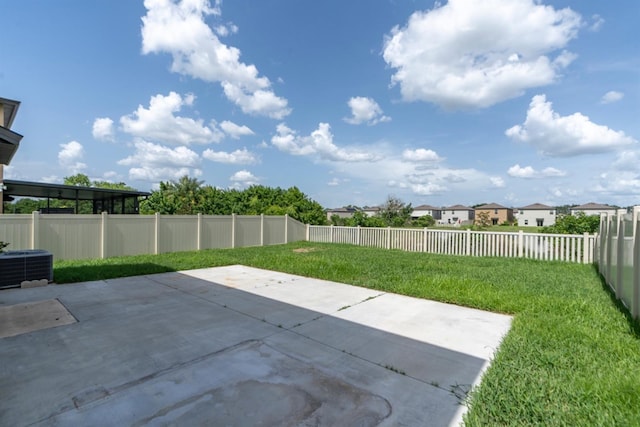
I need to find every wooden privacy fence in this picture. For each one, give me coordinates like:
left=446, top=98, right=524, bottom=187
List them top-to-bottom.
left=598, top=207, right=640, bottom=319
left=0, top=212, right=306, bottom=261
left=308, top=225, right=597, bottom=264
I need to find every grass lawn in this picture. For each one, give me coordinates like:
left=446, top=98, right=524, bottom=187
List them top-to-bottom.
left=54, top=241, right=640, bottom=426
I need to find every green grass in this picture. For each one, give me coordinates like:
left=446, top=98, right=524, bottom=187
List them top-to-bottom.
left=53, top=241, right=640, bottom=426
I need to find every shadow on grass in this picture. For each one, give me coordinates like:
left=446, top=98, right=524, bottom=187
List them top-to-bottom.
left=54, top=263, right=176, bottom=285
left=593, top=264, right=640, bottom=339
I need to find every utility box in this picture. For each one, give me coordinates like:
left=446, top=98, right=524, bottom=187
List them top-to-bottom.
left=0, top=250, right=53, bottom=289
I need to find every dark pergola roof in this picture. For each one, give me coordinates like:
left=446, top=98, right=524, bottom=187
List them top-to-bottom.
left=2, top=179, right=149, bottom=214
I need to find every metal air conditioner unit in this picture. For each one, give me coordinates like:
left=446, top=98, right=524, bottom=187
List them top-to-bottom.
left=0, top=250, right=53, bottom=289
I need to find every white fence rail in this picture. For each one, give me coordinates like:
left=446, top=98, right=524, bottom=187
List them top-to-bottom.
left=598, top=208, right=640, bottom=319
left=0, top=212, right=306, bottom=261
left=309, top=225, right=596, bottom=264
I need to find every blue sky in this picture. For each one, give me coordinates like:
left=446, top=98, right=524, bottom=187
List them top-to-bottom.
left=2, top=0, right=638, bottom=209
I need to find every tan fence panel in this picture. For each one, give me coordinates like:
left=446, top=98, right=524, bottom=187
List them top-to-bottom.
left=0, top=213, right=301, bottom=261
left=0, top=214, right=32, bottom=250
left=38, top=214, right=102, bottom=260
left=106, top=214, right=156, bottom=258
left=158, top=215, right=199, bottom=254
left=200, top=216, right=233, bottom=249
left=235, top=216, right=262, bottom=248
left=264, top=216, right=285, bottom=245
left=287, top=217, right=307, bottom=243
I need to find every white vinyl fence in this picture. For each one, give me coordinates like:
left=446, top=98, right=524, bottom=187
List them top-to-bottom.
left=598, top=208, right=640, bottom=319
left=0, top=212, right=306, bottom=261
left=309, top=225, right=597, bottom=264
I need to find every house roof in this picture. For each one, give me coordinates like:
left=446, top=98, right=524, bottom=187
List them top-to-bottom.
left=0, top=97, right=20, bottom=128
left=0, top=97, right=22, bottom=166
left=0, top=126, right=23, bottom=165
left=572, top=202, right=614, bottom=210
left=476, top=203, right=510, bottom=210
left=519, top=203, right=553, bottom=210
left=413, top=204, right=441, bottom=210
left=443, top=204, right=473, bottom=210
left=326, top=207, right=357, bottom=213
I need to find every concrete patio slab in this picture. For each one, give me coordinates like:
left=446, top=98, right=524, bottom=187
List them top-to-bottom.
left=0, top=265, right=512, bottom=426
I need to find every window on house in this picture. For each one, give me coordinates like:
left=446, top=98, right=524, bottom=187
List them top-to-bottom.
left=494, top=209, right=498, bottom=214
left=451, top=210, right=455, bottom=214
left=520, top=210, right=524, bottom=215
left=550, top=210, right=554, bottom=215
left=492, top=218, right=499, bottom=225
left=536, top=218, right=544, bottom=227
left=524, top=219, right=528, bottom=225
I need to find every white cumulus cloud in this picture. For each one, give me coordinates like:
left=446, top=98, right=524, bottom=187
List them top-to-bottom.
left=141, top=0, right=290, bottom=119
left=382, top=0, right=582, bottom=109
left=600, top=91, right=624, bottom=104
left=120, top=92, right=223, bottom=145
left=506, top=94, right=636, bottom=156
left=344, top=97, right=390, bottom=125
left=92, top=117, right=115, bottom=141
left=219, top=120, right=254, bottom=139
left=271, top=123, right=379, bottom=162
left=118, top=140, right=201, bottom=182
left=58, top=141, right=87, bottom=173
left=202, top=147, right=259, bottom=164
left=402, top=148, right=443, bottom=163
left=507, top=164, right=567, bottom=178
left=230, top=170, right=259, bottom=188
left=490, top=176, right=506, bottom=188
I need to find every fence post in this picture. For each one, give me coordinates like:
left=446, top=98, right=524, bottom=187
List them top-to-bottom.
left=634, top=209, right=640, bottom=319
left=31, top=211, right=40, bottom=249
left=100, top=211, right=108, bottom=259
left=616, top=212, right=625, bottom=298
left=154, top=213, right=160, bottom=254
left=197, top=213, right=202, bottom=250
left=231, top=213, right=236, bottom=248
left=598, top=213, right=607, bottom=268
left=260, top=214, right=264, bottom=246
left=284, top=214, right=289, bottom=243
left=605, top=215, right=614, bottom=285
left=306, top=224, right=310, bottom=242
left=330, top=224, right=334, bottom=243
left=357, top=226, right=361, bottom=247
left=386, top=227, right=391, bottom=250
left=423, top=227, right=428, bottom=253
left=465, top=228, right=471, bottom=256
left=518, top=230, right=523, bottom=258
left=582, top=232, right=589, bottom=264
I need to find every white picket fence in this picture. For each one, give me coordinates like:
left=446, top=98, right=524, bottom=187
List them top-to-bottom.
left=598, top=208, right=640, bottom=319
left=308, top=225, right=597, bottom=264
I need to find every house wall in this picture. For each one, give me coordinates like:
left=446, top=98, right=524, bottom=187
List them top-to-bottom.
left=475, top=208, right=513, bottom=225
left=411, top=209, right=441, bottom=220
left=441, top=209, right=473, bottom=224
left=517, top=209, right=556, bottom=227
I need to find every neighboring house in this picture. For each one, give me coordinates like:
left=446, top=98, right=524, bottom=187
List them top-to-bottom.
left=475, top=203, right=514, bottom=226
left=517, top=203, right=556, bottom=227
left=570, top=203, right=617, bottom=217
left=411, top=204, right=442, bottom=220
left=441, top=205, right=475, bottom=225
left=361, top=206, right=380, bottom=217
left=326, top=207, right=357, bottom=221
